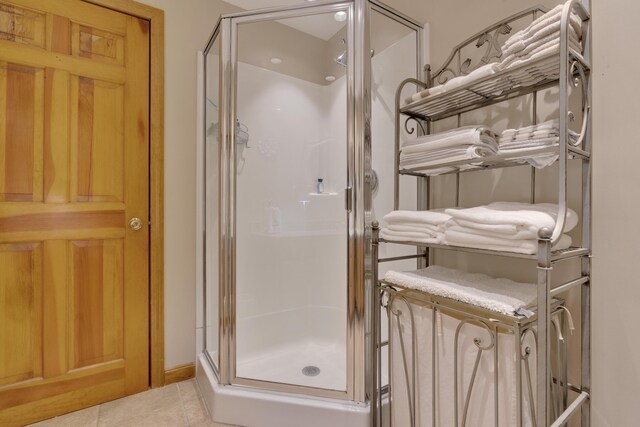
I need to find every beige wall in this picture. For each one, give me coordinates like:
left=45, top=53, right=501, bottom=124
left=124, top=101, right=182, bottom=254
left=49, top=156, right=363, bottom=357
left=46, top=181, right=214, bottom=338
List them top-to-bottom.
left=136, top=0, right=236, bottom=369
left=590, top=0, right=640, bottom=425
left=137, top=1, right=640, bottom=422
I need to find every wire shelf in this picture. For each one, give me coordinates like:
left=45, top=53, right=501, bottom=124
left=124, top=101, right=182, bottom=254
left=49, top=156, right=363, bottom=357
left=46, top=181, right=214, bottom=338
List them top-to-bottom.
left=401, top=49, right=589, bottom=122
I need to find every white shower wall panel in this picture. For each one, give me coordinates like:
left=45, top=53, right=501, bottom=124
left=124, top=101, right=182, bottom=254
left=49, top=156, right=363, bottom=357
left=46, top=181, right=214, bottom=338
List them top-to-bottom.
left=223, top=30, right=424, bottom=385
left=235, top=61, right=348, bottom=363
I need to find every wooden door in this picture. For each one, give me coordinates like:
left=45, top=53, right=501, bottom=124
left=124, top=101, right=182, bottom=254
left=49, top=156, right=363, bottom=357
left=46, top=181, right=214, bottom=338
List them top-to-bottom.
left=0, top=0, right=150, bottom=424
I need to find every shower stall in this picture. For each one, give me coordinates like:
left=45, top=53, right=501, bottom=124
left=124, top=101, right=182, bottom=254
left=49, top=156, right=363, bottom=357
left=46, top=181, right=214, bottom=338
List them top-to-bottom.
left=196, top=1, right=423, bottom=425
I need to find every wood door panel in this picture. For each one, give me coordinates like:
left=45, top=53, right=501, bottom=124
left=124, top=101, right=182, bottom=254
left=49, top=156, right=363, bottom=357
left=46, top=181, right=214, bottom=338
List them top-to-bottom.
left=0, top=0, right=151, bottom=423
left=0, top=3, right=46, bottom=48
left=73, top=23, right=124, bottom=65
left=0, top=62, right=44, bottom=202
left=44, top=67, right=70, bottom=203
left=71, top=75, right=124, bottom=202
left=70, top=239, right=124, bottom=369
left=0, top=242, right=43, bottom=387
left=0, top=363, right=124, bottom=411
left=0, top=369, right=124, bottom=425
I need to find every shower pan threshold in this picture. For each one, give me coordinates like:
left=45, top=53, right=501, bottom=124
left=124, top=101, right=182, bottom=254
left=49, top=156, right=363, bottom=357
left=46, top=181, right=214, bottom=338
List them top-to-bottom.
left=196, top=353, right=370, bottom=427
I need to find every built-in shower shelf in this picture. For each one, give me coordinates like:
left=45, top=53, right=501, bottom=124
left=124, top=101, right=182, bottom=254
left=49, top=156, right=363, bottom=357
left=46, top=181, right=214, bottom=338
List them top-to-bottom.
left=308, top=192, right=339, bottom=196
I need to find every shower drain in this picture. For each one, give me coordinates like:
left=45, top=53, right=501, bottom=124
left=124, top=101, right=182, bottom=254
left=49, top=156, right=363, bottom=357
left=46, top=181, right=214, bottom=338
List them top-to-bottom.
left=302, top=365, right=320, bottom=377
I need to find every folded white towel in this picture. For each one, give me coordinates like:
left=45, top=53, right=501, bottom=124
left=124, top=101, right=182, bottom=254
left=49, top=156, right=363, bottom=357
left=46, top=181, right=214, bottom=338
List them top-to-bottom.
left=503, top=4, right=583, bottom=50
left=503, top=27, right=581, bottom=58
left=500, top=37, right=582, bottom=70
left=443, top=63, right=500, bottom=92
left=503, top=119, right=560, bottom=135
left=496, top=120, right=580, bottom=167
left=403, top=126, right=497, bottom=148
left=402, top=127, right=498, bottom=154
left=502, top=128, right=559, bottom=138
left=500, top=132, right=569, bottom=143
left=500, top=133, right=579, bottom=145
left=500, top=137, right=560, bottom=147
left=500, top=138, right=561, bottom=150
left=401, top=145, right=497, bottom=169
left=499, top=146, right=559, bottom=168
left=445, top=202, right=579, bottom=235
left=383, top=209, right=452, bottom=226
left=448, top=217, right=536, bottom=236
left=447, top=219, right=540, bottom=240
left=385, top=224, right=442, bottom=234
left=380, top=229, right=444, bottom=244
left=444, top=229, right=572, bottom=255
left=383, top=265, right=537, bottom=316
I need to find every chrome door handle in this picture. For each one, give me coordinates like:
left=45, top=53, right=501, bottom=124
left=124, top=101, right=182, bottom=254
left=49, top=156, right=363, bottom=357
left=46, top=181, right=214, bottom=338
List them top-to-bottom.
left=128, top=217, right=143, bottom=231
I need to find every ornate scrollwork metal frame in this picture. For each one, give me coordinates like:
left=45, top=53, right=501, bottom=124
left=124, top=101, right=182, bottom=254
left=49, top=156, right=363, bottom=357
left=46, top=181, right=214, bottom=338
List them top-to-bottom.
left=430, top=6, right=548, bottom=87
left=568, top=58, right=590, bottom=147
left=454, top=319, right=497, bottom=427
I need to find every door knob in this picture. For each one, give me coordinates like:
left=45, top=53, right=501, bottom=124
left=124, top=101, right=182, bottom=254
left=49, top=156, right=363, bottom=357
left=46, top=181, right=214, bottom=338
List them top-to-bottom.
left=128, top=217, right=143, bottom=231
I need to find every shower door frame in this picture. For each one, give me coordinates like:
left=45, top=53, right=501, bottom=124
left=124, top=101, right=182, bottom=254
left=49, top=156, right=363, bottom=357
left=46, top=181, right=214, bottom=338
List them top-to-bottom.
left=202, top=0, right=424, bottom=405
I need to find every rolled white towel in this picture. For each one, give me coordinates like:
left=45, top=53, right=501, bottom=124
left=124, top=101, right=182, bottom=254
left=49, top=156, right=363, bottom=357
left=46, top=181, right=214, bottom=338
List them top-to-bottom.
left=405, top=63, right=500, bottom=105
left=442, top=63, right=500, bottom=92
left=404, top=84, right=448, bottom=105
left=444, top=202, right=579, bottom=235
left=383, top=209, right=452, bottom=226
left=444, top=229, right=572, bottom=255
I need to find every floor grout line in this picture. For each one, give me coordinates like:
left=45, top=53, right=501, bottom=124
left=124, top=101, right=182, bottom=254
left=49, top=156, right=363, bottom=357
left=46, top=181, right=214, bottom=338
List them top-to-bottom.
left=176, top=382, right=191, bottom=427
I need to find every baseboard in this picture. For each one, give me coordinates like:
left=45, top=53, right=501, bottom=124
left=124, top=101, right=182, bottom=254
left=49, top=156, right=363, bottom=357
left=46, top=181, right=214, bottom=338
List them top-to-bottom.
left=164, top=363, right=195, bottom=385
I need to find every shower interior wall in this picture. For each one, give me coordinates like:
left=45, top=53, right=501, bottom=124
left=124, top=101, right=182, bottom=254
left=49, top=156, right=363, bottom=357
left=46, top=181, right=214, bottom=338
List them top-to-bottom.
left=200, top=29, right=420, bottom=390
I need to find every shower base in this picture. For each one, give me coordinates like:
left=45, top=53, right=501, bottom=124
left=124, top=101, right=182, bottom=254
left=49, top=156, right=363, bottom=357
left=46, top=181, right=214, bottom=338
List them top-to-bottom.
left=236, top=339, right=346, bottom=391
left=197, top=353, right=370, bottom=427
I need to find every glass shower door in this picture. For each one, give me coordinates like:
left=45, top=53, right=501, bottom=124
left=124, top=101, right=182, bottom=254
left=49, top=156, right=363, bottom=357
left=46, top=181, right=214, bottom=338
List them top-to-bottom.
left=231, top=8, right=351, bottom=393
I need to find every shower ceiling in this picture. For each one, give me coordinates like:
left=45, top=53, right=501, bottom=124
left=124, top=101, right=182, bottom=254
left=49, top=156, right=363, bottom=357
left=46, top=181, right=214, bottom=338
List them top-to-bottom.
left=220, top=0, right=418, bottom=85
left=226, top=0, right=347, bottom=40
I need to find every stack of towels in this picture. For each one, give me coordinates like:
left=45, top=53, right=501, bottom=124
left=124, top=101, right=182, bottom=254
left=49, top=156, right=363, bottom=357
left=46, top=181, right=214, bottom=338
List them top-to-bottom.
left=403, top=2, right=584, bottom=106
left=498, top=4, right=583, bottom=70
left=498, top=119, right=580, bottom=168
left=400, top=126, right=498, bottom=174
left=380, top=202, right=578, bottom=255
left=444, top=202, right=577, bottom=254
left=380, top=210, right=451, bottom=244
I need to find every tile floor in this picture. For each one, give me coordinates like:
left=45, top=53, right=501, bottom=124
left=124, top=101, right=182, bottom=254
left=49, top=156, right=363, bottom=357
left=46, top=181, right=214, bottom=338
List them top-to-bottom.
left=28, top=380, right=238, bottom=427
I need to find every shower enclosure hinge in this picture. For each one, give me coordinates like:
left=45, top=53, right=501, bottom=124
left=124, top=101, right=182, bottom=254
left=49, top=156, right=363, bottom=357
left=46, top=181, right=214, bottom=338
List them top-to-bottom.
left=345, top=187, right=352, bottom=212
